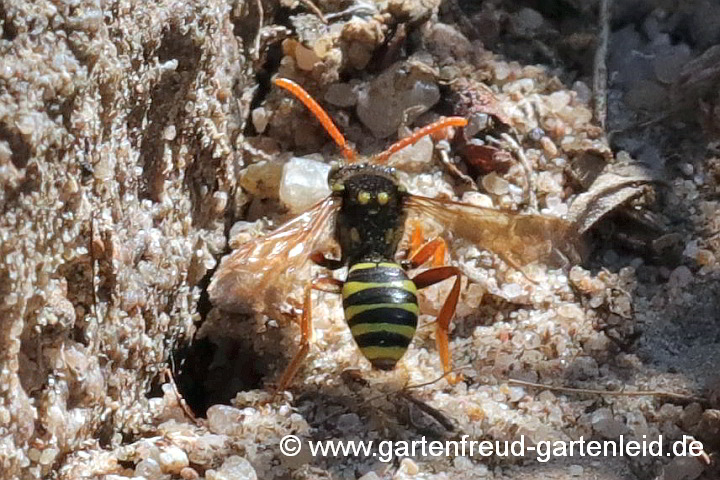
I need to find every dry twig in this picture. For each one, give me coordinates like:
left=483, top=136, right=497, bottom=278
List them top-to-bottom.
left=593, top=0, right=611, bottom=129
left=488, top=133, right=538, bottom=212
left=507, top=378, right=708, bottom=405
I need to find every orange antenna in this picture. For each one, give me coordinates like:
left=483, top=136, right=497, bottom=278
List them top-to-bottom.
left=273, top=78, right=356, bottom=162
left=372, top=117, right=468, bottom=164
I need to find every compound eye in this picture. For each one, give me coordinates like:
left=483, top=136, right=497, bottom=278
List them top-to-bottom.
left=357, top=191, right=371, bottom=205
left=377, top=191, right=390, bottom=205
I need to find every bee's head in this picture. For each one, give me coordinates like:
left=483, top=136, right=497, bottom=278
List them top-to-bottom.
left=329, top=163, right=406, bottom=213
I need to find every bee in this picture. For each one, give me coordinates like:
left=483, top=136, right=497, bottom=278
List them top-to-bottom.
left=209, top=78, right=573, bottom=390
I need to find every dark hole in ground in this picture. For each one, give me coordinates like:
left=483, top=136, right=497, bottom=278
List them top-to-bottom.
left=159, top=268, right=266, bottom=416
left=172, top=337, right=265, bottom=417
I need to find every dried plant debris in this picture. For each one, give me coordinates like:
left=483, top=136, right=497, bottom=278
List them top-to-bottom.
left=2, top=0, right=720, bottom=479
left=567, top=161, right=664, bottom=236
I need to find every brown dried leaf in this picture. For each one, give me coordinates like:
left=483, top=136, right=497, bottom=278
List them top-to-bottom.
left=459, top=141, right=513, bottom=174
left=567, top=162, right=664, bottom=236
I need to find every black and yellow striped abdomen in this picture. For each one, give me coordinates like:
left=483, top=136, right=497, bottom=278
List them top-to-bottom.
left=342, top=261, right=418, bottom=370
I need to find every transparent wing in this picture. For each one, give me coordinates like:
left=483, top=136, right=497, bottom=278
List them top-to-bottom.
left=208, top=195, right=341, bottom=314
left=406, top=195, right=576, bottom=268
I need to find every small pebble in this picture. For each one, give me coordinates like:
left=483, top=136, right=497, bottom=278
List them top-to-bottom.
left=294, top=44, right=320, bottom=71
left=324, top=83, right=358, bottom=108
left=251, top=107, right=270, bottom=133
left=163, top=125, right=176, bottom=141
left=387, top=135, right=433, bottom=171
left=540, top=136, right=557, bottom=156
left=279, top=156, right=332, bottom=213
left=680, top=162, right=694, bottom=177
left=481, top=172, right=510, bottom=195
left=668, top=265, right=693, bottom=289
left=590, top=408, right=626, bottom=437
left=158, top=445, right=189, bottom=473
left=661, top=455, right=705, bottom=480
left=212, top=456, right=257, bottom=480
left=398, top=457, right=419, bottom=475
left=180, top=467, right=200, bottom=480
left=358, top=472, right=381, bottom=480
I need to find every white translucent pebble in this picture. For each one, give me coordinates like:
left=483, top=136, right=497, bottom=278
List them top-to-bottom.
left=494, top=62, right=511, bottom=80
left=502, top=78, right=534, bottom=95
left=547, top=91, right=571, bottom=111
left=251, top=107, right=270, bottom=133
left=15, top=114, right=37, bottom=135
left=163, top=125, right=176, bottom=140
left=387, top=135, right=433, bottom=171
left=279, top=156, right=332, bottom=213
left=240, top=161, right=284, bottom=197
left=536, top=171, right=561, bottom=194
left=481, top=172, right=509, bottom=195
left=461, top=191, right=493, bottom=208
left=543, top=194, right=568, bottom=216
left=500, top=282, right=523, bottom=299
left=557, top=303, right=583, bottom=321
left=523, top=331, right=541, bottom=349
left=508, top=386, right=525, bottom=402
left=206, top=405, right=244, bottom=435
left=158, top=446, right=189, bottom=473
left=39, top=448, right=58, bottom=465
left=214, top=456, right=257, bottom=480
left=135, top=458, right=166, bottom=478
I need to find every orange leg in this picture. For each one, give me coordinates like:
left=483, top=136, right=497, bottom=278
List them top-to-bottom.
left=273, top=78, right=357, bottom=162
left=372, top=117, right=468, bottom=164
left=407, top=221, right=446, bottom=268
left=407, top=230, right=463, bottom=383
left=310, top=251, right=344, bottom=270
left=412, top=266, right=463, bottom=384
left=275, top=276, right=343, bottom=391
